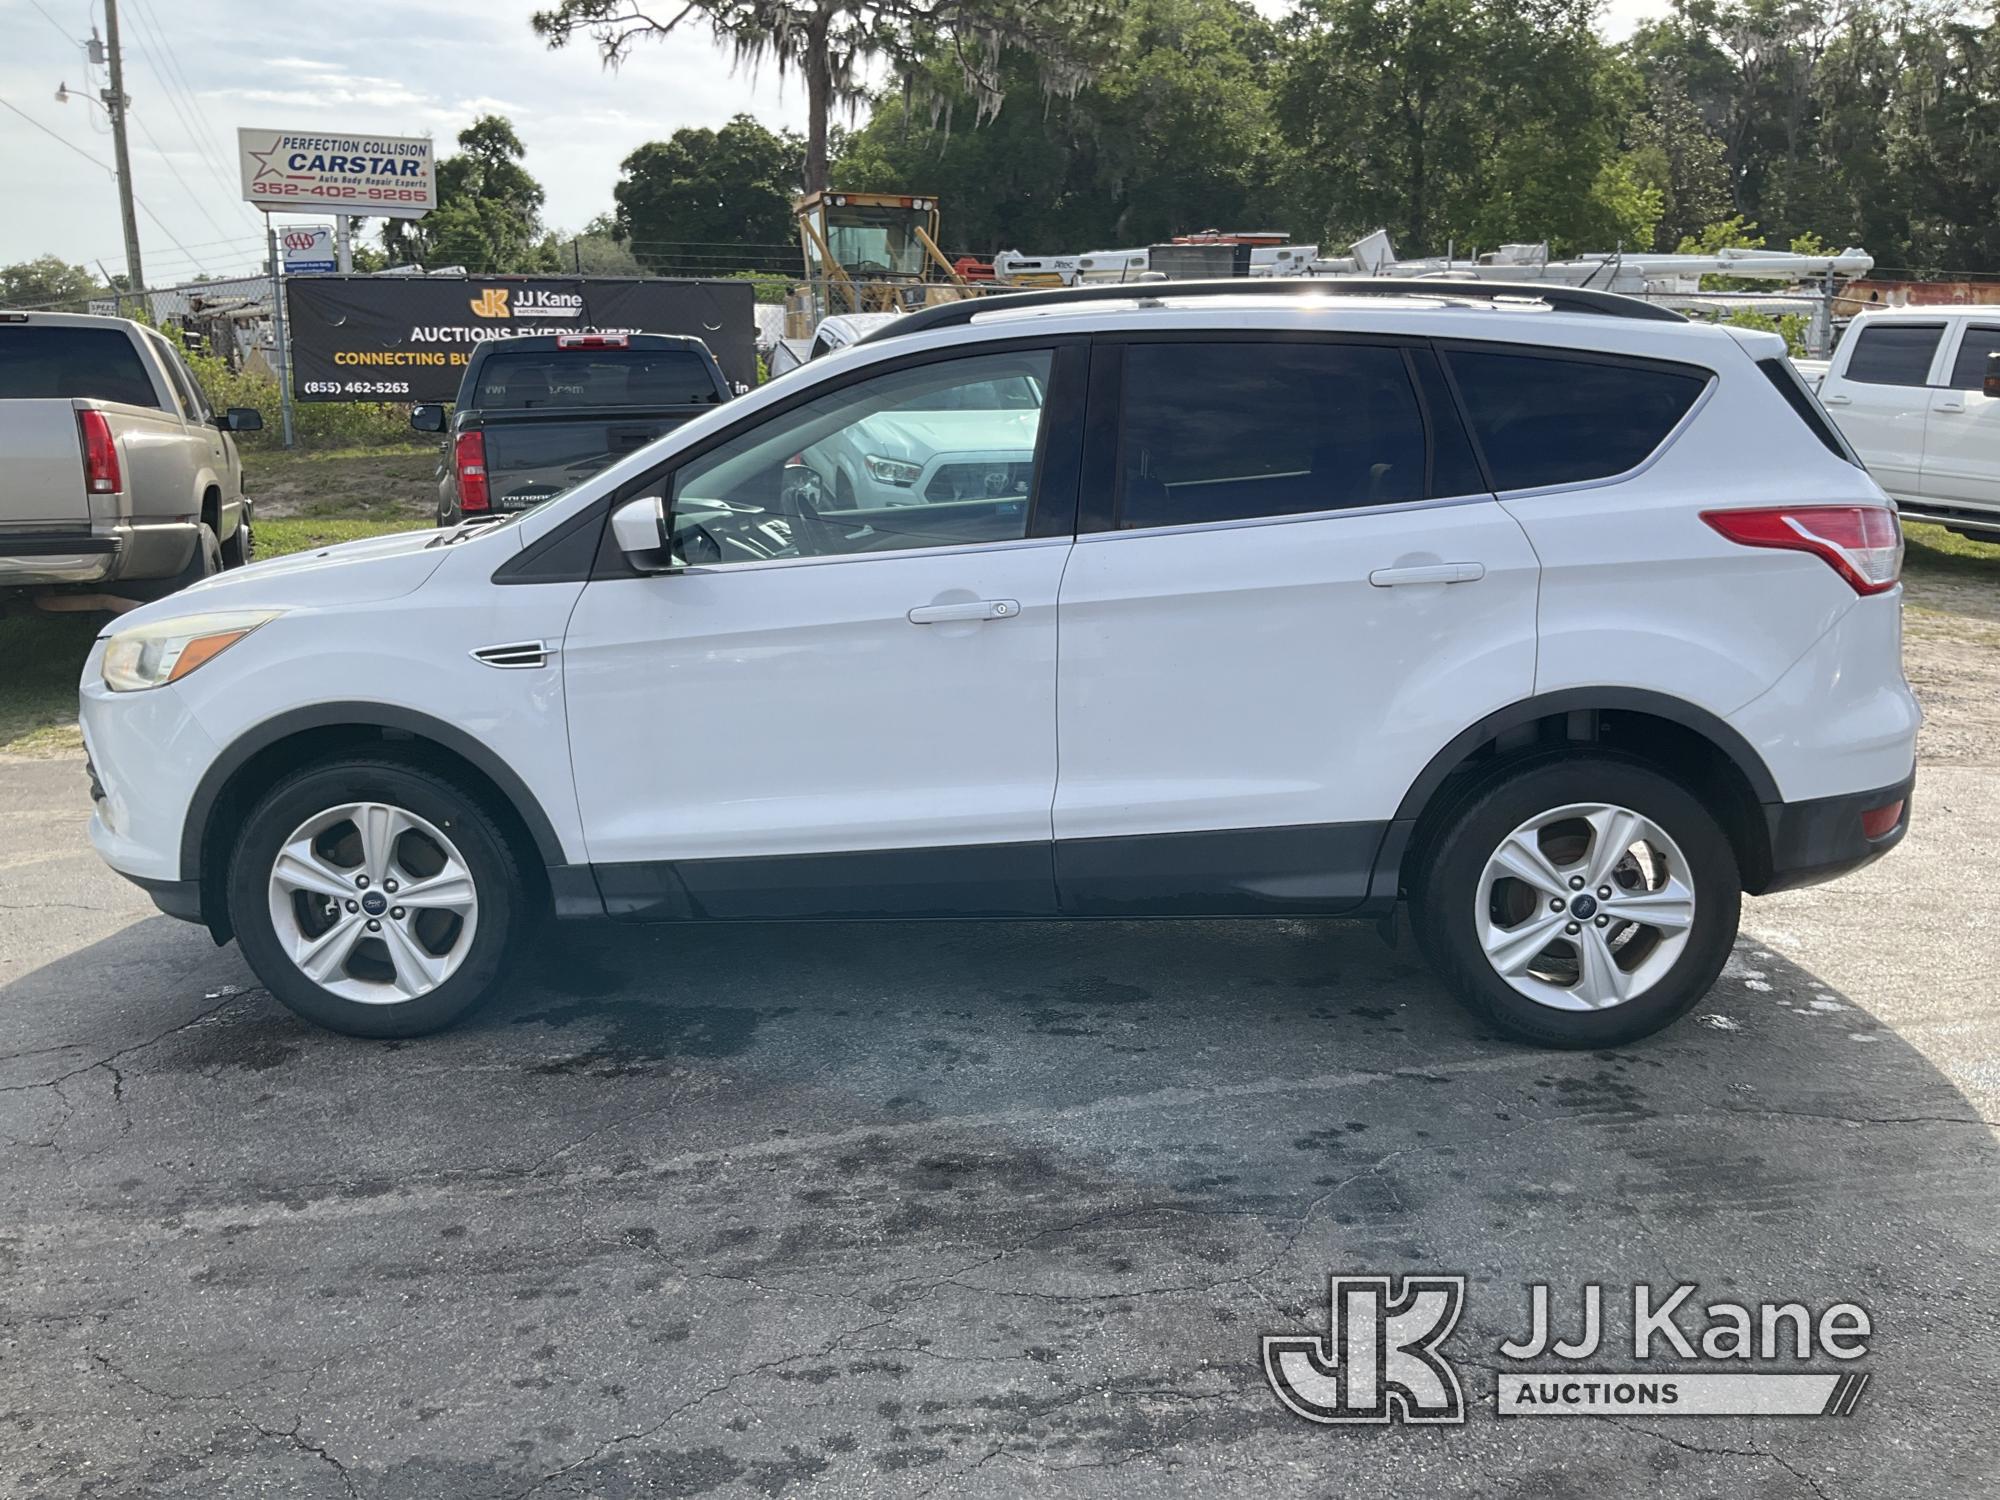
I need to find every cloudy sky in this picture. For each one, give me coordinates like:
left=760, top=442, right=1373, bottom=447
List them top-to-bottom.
left=1, top=0, right=1668, bottom=284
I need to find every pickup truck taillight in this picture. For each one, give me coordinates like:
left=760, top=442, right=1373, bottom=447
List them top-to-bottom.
left=78, top=410, right=121, bottom=494
left=455, top=430, right=490, bottom=512
left=1702, top=505, right=1903, bottom=596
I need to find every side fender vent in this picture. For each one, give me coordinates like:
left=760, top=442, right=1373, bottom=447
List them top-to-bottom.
left=471, top=640, right=555, bottom=670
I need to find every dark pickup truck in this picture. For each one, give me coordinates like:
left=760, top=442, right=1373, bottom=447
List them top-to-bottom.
left=410, top=332, right=732, bottom=525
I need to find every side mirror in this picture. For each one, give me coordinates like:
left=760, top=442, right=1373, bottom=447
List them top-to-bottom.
left=1983, top=352, right=2000, bottom=399
left=409, top=404, right=447, bottom=433
left=220, top=407, right=263, bottom=432
left=610, top=495, right=671, bottom=570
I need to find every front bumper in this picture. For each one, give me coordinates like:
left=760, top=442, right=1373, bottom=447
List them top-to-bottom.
left=80, top=644, right=222, bottom=887
left=1750, top=769, right=1915, bottom=895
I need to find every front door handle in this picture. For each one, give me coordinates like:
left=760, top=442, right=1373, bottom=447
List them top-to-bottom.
left=1821, top=392, right=1852, bottom=406
left=1368, top=562, right=1486, bottom=588
left=908, top=598, right=1020, bottom=624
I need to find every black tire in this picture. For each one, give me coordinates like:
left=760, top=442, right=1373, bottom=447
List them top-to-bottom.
left=220, top=513, right=253, bottom=569
left=116, top=522, right=220, bottom=604
left=1409, top=753, right=1741, bottom=1048
left=226, top=757, right=527, bottom=1038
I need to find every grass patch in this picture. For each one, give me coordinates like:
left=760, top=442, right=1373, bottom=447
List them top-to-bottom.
left=248, top=443, right=440, bottom=522
left=0, top=513, right=428, bottom=756
left=258, top=516, right=431, bottom=557
left=1901, top=520, right=2000, bottom=575
left=0, top=613, right=101, bottom=755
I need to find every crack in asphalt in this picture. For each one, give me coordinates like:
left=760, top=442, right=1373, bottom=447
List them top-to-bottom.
left=0, top=992, right=242, bottom=1097
left=511, top=1315, right=899, bottom=1500
left=258, top=1415, right=361, bottom=1500
left=1607, top=1417, right=1835, bottom=1500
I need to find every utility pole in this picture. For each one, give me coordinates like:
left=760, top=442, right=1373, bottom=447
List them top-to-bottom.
left=101, top=0, right=145, bottom=292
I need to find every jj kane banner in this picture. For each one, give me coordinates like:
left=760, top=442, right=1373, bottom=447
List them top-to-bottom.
left=283, top=276, right=759, bottom=401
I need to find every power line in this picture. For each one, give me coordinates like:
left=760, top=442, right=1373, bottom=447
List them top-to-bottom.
left=24, top=0, right=79, bottom=45
left=122, top=0, right=259, bottom=230
left=0, top=91, right=209, bottom=278
left=128, top=107, right=235, bottom=242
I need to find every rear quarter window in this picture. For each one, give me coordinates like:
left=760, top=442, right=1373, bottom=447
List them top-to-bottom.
left=0, top=326, right=159, bottom=408
left=1444, top=348, right=1709, bottom=491
left=1757, top=356, right=1859, bottom=466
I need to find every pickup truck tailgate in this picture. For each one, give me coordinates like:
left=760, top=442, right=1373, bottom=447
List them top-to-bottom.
left=0, top=400, right=91, bottom=527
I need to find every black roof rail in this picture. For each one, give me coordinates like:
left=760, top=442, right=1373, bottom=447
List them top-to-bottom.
left=856, top=276, right=1686, bottom=345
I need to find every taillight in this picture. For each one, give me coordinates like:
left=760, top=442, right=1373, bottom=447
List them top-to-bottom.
left=78, top=410, right=121, bottom=494
left=455, top=430, right=489, bottom=512
left=1701, top=505, right=1903, bottom=596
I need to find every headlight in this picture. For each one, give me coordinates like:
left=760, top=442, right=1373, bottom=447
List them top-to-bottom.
left=864, top=454, right=922, bottom=487
left=100, top=610, right=281, bottom=692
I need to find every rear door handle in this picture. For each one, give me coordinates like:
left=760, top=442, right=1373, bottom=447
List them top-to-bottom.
left=1821, top=393, right=1852, bottom=406
left=1935, top=399, right=1966, bottom=413
left=1368, top=563, right=1486, bottom=588
left=908, top=599, right=1020, bottom=624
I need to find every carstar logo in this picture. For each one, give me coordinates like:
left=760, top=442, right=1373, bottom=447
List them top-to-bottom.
left=468, top=288, right=511, bottom=319
left=1263, top=1275, right=1467, bottom=1424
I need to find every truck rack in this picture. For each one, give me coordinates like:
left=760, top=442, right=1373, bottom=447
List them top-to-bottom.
left=858, top=276, right=1687, bottom=346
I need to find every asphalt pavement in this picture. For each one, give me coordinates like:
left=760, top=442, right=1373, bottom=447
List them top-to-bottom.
left=1, top=753, right=1995, bottom=1499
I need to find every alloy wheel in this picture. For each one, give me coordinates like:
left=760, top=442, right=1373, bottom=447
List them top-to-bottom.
left=266, top=801, right=480, bottom=1004
left=1474, top=801, right=1697, bottom=1011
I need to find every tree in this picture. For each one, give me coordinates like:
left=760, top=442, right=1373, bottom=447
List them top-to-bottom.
left=530, top=0, right=1111, bottom=193
left=836, top=0, right=1287, bottom=251
left=1274, top=0, right=1650, bottom=256
left=1626, top=71, right=1734, bottom=250
left=383, top=115, right=559, bottom=273
left=613, top=115, right=803, bottom=272
left=0, top=256, right=103, bottom=311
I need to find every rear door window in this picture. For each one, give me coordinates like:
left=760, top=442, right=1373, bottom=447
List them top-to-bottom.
left=1842, top=323, right=1944, bottom=387
left=1945, top=325, right=2000, bottom=391
left=0, top=326, right=159, bottom=408
left=1114, top=341, right=1429, bottom=529
left=1445, top=348, right=1708, bottom=491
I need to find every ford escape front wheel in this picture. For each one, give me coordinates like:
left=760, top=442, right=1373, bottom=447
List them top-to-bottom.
left=1412, top=755, right=1740, bottom=1048
left=227, top=759, right=525, bottom=1038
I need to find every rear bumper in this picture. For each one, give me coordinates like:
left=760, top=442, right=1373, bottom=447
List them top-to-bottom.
left=0, top=521, right=197, bottom=591
left=1749, top=769, right=1915, bottom=895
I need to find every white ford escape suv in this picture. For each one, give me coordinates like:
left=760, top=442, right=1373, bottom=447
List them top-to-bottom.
left=79, top=281, right=1919, bottom=1049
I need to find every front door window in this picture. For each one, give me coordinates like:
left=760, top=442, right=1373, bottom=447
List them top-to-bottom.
left=667, top=349, right=1053, bottom=566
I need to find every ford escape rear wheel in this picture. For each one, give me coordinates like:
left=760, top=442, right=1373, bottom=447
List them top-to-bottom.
left=1412, top=755, right=1740, bottom=1048
left=227, top=759, right=525, bottom=1038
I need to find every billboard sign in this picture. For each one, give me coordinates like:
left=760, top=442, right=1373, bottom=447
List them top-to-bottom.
left=237, top=127, right=436, bottom=218
left=281, top=225, right=337, bottom=274
left=284, top=276, right=760, bottom=401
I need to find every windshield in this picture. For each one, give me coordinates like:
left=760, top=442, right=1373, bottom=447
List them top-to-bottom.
left=823, top=205, right=928, bottom=278
left=472, top=348, right=719, bottom=409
